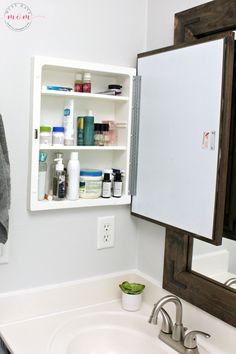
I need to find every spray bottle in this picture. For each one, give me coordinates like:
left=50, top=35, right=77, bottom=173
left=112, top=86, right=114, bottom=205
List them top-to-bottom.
left=67, top=152, right=80, bottom=200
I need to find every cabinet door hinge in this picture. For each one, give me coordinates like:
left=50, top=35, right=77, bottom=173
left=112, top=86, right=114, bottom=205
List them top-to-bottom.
left=129, top=75, right=141, bottom=196
left=34, top=129, right=38, bottom=139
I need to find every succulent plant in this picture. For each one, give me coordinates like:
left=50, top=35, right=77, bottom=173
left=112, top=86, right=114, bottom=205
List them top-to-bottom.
left=119, top=281, right=145, bottom=295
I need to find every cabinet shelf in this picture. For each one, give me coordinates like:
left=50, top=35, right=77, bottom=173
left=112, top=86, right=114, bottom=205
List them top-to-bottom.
left=29, top=56, right=135, bottom=211
left=41, top=89, right=129, bottom=102
left=39, top=145, right=127, bottom=151
left=31, top=195, right=131, bottom=211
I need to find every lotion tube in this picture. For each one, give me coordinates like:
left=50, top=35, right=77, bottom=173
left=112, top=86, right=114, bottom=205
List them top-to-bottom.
left=63, top=99, right=74, bottom=145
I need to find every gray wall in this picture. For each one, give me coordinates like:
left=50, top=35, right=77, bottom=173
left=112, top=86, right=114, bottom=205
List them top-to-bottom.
left=0, top=0, right=211, bottom=292
left=0, top=0, right=147, bottom=292
left=146, top=0, right=210, bottom=50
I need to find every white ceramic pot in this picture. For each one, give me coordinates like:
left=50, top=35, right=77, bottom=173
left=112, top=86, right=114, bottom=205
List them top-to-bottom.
left=121, top=292, right=142, bottom=311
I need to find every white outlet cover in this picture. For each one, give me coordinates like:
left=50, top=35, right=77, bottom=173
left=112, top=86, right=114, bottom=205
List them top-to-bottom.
left=97, top=216, right=115, bottom=250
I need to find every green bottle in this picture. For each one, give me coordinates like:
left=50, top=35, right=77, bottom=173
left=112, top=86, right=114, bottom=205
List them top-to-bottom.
left=84, top=110, right=94, bottom=146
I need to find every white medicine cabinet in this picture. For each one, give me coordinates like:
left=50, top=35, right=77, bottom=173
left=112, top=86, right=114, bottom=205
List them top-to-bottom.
left=29, top=33, right=233, bottom=244
left=29, top=56, right=135, bottom=211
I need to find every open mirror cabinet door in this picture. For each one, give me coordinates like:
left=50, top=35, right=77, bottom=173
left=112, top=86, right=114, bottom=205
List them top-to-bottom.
left=163, top=0, right=236, bottom=327
left=132, top=32, right=234, bottom=245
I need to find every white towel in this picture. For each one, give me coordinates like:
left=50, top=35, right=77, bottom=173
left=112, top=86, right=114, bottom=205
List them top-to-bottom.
left=0, top=115, right=10, bottom=244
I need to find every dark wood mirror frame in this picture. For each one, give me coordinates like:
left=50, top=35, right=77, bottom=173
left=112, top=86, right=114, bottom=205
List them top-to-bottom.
left=163, top=0, right=236, bottom=327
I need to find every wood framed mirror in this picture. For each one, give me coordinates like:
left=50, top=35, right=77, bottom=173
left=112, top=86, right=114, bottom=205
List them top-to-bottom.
left=163, top=0, right=236, bottom=327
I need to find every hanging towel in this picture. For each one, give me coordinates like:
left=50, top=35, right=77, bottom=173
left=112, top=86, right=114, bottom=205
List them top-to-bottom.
left=0, top=115, right=10, bottom=244
left=0, top=338, right=10, bottom=354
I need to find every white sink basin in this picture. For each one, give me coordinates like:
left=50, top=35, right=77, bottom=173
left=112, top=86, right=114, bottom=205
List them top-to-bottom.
left=49, top=311, right=177, bottom=354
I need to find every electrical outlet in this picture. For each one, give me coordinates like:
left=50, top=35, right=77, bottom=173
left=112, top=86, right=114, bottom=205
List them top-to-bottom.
left=97, top=216, right=115, bottom=249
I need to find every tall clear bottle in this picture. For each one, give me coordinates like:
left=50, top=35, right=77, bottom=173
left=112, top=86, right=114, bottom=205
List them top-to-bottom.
left=38, top=152, right=47, bottom=201
left=49, top=152, right=63, bottom=195
left=67, top=152, right=80, bottom=200
left=53, top=158, right=66, bottom=201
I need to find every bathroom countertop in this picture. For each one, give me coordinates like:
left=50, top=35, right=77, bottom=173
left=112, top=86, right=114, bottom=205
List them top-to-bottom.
left=0, top=271, right=234, bottom=354
left=0, top=300, right=224, bottom=354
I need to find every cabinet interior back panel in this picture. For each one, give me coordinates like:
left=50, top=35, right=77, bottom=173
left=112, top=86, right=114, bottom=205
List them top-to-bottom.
left=132, top=39, right=225, bottom=239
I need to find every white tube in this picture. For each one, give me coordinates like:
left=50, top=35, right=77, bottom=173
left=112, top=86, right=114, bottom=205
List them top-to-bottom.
left=63, top=99, right=74, bottom=146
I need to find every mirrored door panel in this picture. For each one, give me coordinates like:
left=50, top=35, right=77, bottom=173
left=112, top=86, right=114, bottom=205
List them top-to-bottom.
left=132, top=35, right=234, bottom=243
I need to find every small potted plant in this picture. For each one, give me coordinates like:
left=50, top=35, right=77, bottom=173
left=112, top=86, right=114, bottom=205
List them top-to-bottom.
left=119, top=281, right=145, bottom=311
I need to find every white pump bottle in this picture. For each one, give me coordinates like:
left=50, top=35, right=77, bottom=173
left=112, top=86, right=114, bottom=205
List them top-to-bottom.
left=67, top=152, right=80, bottom=200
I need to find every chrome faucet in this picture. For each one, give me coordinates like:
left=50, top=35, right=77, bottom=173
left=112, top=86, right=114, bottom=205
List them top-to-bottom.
left=224, top=277, right=236, bottom=287
left=149, top=294, right=184, bottom=341
left=148, top=295, right=210, bottom=354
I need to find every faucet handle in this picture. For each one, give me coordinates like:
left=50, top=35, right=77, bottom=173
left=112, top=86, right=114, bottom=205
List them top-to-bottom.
left=184, top=330, right=211, bottom=349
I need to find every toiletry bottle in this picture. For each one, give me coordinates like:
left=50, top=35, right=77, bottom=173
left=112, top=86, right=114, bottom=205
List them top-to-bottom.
left=83, top=72, right=91, bottom=93
left=74, top=73, right=83, bottom=92
left=63, top=99, right=74, bottom=146
left=84, top=110, right=94, bottom=145
left=77, top=117, right=84, bottom=145
left=102, top=120, right=117, bottom=145
left=94, top=123, right=100, bottom=146
left=97, top=123, right=104, bottom=146
left=103, top=123, right=110, bottom=146
left=99, top=124, right=105, bottom=146
left=40, top=126, right=52, bottom=146
left=52, top=127, right=65, bottom=146
left=38, top=152, right=47, bottom=201
left=49, top=152, right=63, bottom=195
left=67, top=152, right=80, bottom=200
left=53, top=158, right=66, bottom=200
left=64, top=167, right=68, bottom=196
left=113, top=172, right=122, bottom=198
left=102, top=173, right=112, bottom=198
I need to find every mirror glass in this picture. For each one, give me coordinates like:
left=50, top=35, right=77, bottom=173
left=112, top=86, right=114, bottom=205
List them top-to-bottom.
left=132, top=38, right=227, bottom=241
left=192, top=238, right=236, bottom=290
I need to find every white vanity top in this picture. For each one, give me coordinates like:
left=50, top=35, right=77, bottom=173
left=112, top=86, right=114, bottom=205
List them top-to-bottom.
left=0, top=271, right=234, bottom=354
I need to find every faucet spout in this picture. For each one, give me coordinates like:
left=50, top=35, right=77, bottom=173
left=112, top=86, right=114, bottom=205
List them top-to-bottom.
left=151, top=294, right=182, bottom=325
left=148, top=302, right=158, bottom=324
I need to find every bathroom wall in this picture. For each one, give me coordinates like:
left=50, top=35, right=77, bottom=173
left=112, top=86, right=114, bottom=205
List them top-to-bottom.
left=0, top=0, right=147, bottom=292
left=0, top=0, right=213, bottom=293
left=146, top=0, right=210, bottom=50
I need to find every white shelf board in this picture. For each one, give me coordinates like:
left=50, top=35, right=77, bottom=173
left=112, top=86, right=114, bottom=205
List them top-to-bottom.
left=41, top=89, right=129, bottom=102
left=39, top=145, right=127, bottom=151
left=30, top=195, right=131, bottom=211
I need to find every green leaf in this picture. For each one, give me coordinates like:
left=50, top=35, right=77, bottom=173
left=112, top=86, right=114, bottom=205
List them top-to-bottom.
left=119, top=281, right=145, bottom=294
